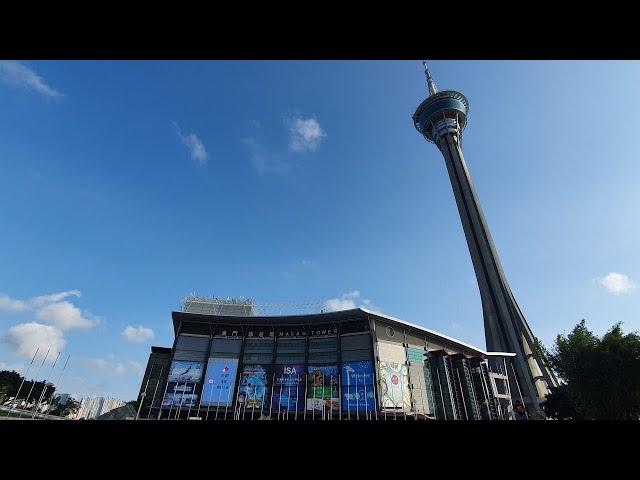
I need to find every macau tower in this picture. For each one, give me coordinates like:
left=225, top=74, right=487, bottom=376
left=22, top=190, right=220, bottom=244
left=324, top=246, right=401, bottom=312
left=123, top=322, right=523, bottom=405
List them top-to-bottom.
left=412, top=61, right=558, bottom=418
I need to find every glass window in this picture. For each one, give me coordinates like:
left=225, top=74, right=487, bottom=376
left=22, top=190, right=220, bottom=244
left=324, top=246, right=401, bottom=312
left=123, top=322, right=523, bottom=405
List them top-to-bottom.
left=341, top=333, right=372, bottom=351
left=175, top=334, right=209, bottom=351
left=308, top=337, right=337, bottom=351
left=210, top=338, right=242, bottom=355
left=243, top=339, right=274, bottom=354
left=276, top=339, right=305, bottom=353
left=341, top=349, right=372, bottom=362
left=173, top=350, right=207, bottom=362
left=308, top=351, right=337, bottom=363
left=242, top=353, right=272, bottom=364
left=275, top=354, right=305, bottom=364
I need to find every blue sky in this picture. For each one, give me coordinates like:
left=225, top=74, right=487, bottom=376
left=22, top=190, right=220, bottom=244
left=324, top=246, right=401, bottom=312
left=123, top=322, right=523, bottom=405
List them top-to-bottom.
left=1, top=60, right=639, bottom=401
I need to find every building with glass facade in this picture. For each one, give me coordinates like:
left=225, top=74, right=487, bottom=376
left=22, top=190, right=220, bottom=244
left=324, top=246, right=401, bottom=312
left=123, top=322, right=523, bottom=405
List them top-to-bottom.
left=137, top=308, right=521, bottom=420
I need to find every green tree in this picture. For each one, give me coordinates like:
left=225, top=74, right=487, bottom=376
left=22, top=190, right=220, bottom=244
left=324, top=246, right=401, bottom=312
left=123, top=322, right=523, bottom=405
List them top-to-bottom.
left=542, top=320, right=640, bottom=420
left=0, top=370, right=23, bottom=400
left=52, top=397, right=80, bottom=417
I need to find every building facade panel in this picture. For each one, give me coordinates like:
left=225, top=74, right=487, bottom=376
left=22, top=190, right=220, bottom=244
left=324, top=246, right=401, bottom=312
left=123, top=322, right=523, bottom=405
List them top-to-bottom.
left=138, top=308, right=515, bottom=420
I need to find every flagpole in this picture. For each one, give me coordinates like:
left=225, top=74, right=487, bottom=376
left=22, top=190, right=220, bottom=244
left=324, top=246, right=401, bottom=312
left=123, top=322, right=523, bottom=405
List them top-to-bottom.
left=11, top=347, right=39, bottom=415
left=19, top=347, right=50, bottom=418
left=32, top=350, right=60, bottom=419
left=43, top=354, right=70, bottom=419
left=136, top=363, right=154, bottom=420
left=146, top=365, right=164, bottom=419
left=401, top=365, right=407, bottom=420
left=312, top=369, right=316, bottom=421
left=320, top=369, right=325, bottom=420
left=260, top=370, right=266, bottom=420
left=233, top=371, right=241, bottom=420
left=268, top=371, right=275, bottom=420
left=364, top=371, right=369, bottom=421
left=303, top=372, right=308, bottom=421
left=338, top=372, right=342, bottom=421
left=278, top=373, right=284, bottom=420
left=295, top=373, right=299, bottom=421
left=158, top=375, right=171, bottom=420
left=205, top=381, right=214, bottom=420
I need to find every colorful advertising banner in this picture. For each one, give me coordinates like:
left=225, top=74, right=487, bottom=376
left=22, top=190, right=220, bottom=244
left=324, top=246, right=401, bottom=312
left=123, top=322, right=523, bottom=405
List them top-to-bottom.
left=200, top=358, right=238, bottom=406
left=167, top=360, right=204, bottom=383
left=341, top=361, right=375, bottom=413
left=341, top=361, right=374, bottom=385
left=379, top=361, right=411, bottom=410
left=272, top=364, right=304, bottom=411
left=238, top=365, right=270, bottom=410
left=306, top=365, right=339, bottom=412
left=161, top=382, right=200, bottom=407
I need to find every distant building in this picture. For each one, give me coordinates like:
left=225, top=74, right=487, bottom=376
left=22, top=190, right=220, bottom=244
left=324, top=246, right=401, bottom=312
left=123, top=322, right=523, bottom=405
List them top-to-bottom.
left=56, top=393, right=71, bottom=406
left=76, top=396, right=126, bottom=419
left=96, top=403, right=137, bottom=420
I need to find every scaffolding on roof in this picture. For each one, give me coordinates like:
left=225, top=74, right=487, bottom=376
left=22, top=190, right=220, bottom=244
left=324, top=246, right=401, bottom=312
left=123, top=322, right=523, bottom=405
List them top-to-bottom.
left=180, top=294, right=326, bottom=317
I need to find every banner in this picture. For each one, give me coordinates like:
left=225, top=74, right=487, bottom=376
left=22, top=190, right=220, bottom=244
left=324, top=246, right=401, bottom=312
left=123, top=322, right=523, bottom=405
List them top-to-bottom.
left=200, top=358, right=238, bottom=406
left=167, top=360, right=204, bottom=383
left=341, top=361, right=375, bottom=412
left=379, top=361, right=411, bottom=410
left=272, top=364, right=304, bottom=411
left=238, top=365, right=270, bottom=410
left=306, top=365, right=339, bottom=412
left=161, top=382, right=199, bottom=407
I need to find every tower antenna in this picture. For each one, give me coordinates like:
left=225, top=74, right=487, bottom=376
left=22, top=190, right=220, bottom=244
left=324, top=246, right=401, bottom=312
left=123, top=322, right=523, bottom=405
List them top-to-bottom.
left=423, top=60, right=438, bottom=96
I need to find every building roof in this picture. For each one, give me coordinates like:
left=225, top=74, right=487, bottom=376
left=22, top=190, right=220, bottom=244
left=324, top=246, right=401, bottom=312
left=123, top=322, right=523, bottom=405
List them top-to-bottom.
left=171, top=307, right=516, bottom=359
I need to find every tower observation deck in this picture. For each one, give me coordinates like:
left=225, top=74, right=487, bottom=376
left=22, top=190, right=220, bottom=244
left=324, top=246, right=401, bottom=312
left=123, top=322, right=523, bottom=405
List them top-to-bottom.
left=412, top=61, right=558, bottom=418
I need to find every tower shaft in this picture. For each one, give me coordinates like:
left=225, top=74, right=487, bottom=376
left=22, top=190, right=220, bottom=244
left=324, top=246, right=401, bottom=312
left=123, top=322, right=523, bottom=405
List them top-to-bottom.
left=435, top=128, right=557, bottom=416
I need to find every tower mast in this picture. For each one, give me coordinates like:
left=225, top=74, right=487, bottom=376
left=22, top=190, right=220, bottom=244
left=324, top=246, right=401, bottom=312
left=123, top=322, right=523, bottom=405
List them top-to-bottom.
left=412, top=62, right=558, bottom=418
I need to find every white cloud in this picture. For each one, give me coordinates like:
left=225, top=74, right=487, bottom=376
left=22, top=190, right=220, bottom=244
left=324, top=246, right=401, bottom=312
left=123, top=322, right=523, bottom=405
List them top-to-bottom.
left=0, top=61, right=63, bottom=99
left=289, top=117, right=325, bottom=152
left=173, top=122, right=208, bottom=165
left=243, top=137, right=289, bottom=174
left=301, top=259, right=316, bottom=268
left=597, top=272, right=636, bottom=295
left=0, top=290, right=95, bottom=331
left=30, top=290, right=81, bottom=307
left=323, top=290, right=361, bottom=312
left=0, top=294, right=29, bottom=313
left=36, top=301, right=94, bottom=330
left=4, top=323, right=66, bottom=362
left=122, top=325, right=155, bottom=343
left=87, top=357, right=144, bottom=377
left=126, top=360, right=145, bottom=377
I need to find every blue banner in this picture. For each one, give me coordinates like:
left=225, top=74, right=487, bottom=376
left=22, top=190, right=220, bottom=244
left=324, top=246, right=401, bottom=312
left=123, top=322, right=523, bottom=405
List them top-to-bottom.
left=200, top=358, right=238, bottom=406
left=167, top=360, right=204, bottom=383
left=340, top=361, right=375, bottom=413
left=341, top=361, right=374, bottom=386
left=238, top=365, right=270, bottom=410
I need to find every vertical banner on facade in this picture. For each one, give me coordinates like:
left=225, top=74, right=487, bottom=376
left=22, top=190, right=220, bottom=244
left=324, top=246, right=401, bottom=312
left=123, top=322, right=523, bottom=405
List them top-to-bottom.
left=200, top=358, right=238, bottom=406
left=162, top=360, right=204, bottom=407
left=340, top=361, right=375, bottom=412
left=379, top=361, right=411, bottom=409
left=272, top=364, right=304, bottom=411
left=238, top=365, right=270, bottom=410
left=306, top=365, right=339, bottom=412
left=162, top=382, right=200, bottom=407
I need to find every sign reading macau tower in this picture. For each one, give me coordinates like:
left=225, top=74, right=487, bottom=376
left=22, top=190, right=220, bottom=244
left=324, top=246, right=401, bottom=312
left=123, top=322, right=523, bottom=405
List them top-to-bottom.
left=412, top=61, right=558, bottom=418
